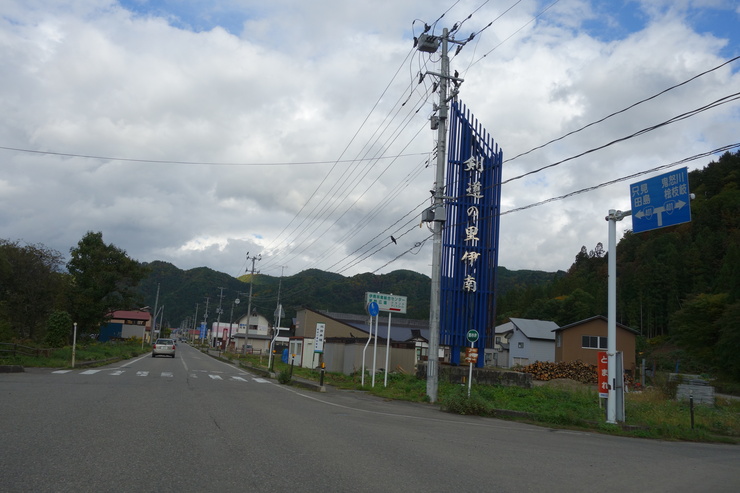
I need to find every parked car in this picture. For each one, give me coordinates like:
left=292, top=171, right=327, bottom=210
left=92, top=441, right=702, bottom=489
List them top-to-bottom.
left=152, top=338, right=176, bottom=358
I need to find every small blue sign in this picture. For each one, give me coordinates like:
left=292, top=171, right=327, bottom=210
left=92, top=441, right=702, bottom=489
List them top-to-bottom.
left=630, top=168, right=691, bottom=233
left=367, top=301, right=379, bottom=317
left=199, top=323, right=207, bottom=340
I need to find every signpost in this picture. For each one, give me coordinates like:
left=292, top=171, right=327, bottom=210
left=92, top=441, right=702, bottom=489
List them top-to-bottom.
left=605, top=167, right=692, bottom=423
left=630, top=168, right=691, bottom=233
left=365, top=292, right=407, bottom=314
left=365, top=293, right=408, bottom=387
left=362, top=301, right=379, bottom=387
left=465, top=330, right=479, bottom=396
left=598, top=351, right=608, bottom=398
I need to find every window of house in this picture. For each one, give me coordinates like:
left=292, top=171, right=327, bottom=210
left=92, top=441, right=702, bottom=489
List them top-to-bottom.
left=556, top=333, right=561, bottom=347
left=581, top=335, right=607, bottom=349
left=495, top=336, right=501, bottom=344
left=517, top=342, right=524, bottom=349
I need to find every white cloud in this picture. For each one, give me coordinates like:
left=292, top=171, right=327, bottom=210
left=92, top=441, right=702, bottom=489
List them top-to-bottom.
left=0, top=0, right=737, bottom=279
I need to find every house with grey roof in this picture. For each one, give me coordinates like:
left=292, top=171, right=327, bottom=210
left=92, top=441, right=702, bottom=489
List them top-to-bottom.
left=495, top=317, right=559, bottom=368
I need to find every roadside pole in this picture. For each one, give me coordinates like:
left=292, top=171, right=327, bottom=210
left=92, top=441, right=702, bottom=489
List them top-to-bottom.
left=71, top=322, right=77, bottom=368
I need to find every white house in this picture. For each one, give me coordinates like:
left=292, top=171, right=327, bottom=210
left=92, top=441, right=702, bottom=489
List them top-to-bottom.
left=495, top=318, right=558, bottom=368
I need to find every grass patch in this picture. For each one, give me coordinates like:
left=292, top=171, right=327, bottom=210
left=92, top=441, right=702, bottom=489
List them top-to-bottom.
left=1, top=340, right=152, bottom=368
left=235, top=357, right=740, bottom=443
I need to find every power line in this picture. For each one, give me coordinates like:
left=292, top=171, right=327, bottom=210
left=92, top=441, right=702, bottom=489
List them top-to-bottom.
left=504, top=55, right=740, bottom=163
left=501, top=92, right=740, bottom=186
left=500, top=143, right=740, bottom=215
left=0, top=144, right=427, bottom=166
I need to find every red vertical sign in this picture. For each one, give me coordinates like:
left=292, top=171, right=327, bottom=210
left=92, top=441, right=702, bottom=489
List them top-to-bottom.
left=598, top=351, right=608, bottom=398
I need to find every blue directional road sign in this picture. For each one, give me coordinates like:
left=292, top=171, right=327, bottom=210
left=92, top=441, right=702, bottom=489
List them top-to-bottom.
left=630, top=168, right=691, bottom=233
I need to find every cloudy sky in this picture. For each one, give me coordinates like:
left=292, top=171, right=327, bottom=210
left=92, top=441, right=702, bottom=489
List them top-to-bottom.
left=1, top=0, right=738, bottom=280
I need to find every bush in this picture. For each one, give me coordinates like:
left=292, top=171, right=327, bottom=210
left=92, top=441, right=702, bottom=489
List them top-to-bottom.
left=277, top=370, right=292, bottom=384
left=439, top=386, right=490, bottom=416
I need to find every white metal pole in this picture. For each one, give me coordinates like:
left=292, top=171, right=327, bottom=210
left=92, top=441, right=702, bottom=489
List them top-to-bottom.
left=606, top=209, right=629, bottom=423
left=384, top=313, right=392, bottom=387
left=362, top=314, right=372, bottom=387
left=372, top=315, right=379, bottom=387
left=71, top=322, right=77, bottom=368
left=468, top=340, right=474, bottom=397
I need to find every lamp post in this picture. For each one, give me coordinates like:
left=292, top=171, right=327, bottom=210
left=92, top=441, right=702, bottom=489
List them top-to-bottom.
left=228, top=297, right=240, bottom=351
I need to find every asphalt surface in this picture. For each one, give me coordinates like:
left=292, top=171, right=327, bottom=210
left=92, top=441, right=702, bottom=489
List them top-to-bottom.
left=2, top=343, right=738, bottom=492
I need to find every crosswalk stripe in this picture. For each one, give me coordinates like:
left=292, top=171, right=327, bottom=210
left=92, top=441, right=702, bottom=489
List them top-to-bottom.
left=50, top=369, right=257, bottom=382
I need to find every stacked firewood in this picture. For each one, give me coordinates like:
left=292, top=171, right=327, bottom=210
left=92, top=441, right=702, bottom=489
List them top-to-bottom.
left=517, top=360, right=598, bottom=383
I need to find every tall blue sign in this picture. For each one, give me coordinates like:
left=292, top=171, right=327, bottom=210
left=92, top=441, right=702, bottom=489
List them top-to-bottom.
left=440, top=100, right=503, bottom=367
left=630, top=168, right=691, bottom=233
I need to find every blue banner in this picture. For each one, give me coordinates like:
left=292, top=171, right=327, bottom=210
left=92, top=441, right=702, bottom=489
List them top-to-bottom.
left=441, top=100, right=503, bottom=366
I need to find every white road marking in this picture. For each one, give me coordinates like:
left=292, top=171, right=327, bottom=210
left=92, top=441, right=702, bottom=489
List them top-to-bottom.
left=52, top=370, right=72, bottom=374
left=80, top=370, right=100, bottom=375
left=109, top=370, right=124, bottom=376
left=136, top=371, right=148, bottom=377
left=161, top=372, right=174, bottom=378
left=209, top=374, right=223, bottom=380
left=231, top=376, right=248, bottom=382
left=253, top=378, right=268, bottom=383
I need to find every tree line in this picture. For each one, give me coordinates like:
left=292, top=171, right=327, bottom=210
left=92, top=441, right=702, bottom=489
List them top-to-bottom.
left=496, top=150, right=740, bottom=379
left=0, top=231, right=147, bottom=346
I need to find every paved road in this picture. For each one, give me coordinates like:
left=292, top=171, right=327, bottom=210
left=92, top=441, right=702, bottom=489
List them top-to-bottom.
left=2, top=343, right=738, bottom=492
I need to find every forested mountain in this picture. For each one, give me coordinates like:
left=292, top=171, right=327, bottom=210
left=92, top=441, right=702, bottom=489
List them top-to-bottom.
left=497, top=150, right=740, bottom=378
left=138, top=264, right=562, bottom=330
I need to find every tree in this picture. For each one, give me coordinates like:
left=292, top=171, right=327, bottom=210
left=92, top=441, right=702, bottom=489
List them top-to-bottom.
left=67, top=232, right=149, bottom=334
left=0, top=240, right=65, bottom=340
left=45, top=311, right=73, bottom=347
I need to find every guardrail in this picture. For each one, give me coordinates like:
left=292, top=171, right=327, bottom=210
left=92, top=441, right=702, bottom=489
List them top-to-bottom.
left=0, top=343, right=54, bottom=358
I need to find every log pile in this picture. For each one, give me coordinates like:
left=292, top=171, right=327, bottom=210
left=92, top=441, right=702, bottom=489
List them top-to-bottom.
left=517, top=360, right=598, bottom=383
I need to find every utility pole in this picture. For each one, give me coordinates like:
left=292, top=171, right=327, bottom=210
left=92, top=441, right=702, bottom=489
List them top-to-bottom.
left=416, top=28, right=451, bottom=403
left=244, top=252, right=261, bottom=353
left=269, top=266, right=288, bottom=370
left=151, top=283, right=160, bottom=345
left=215, top=287, right=226, bottom=348
left=202, top=297, right=210, bottom=345
left=193, top=303, right=199, bottom=342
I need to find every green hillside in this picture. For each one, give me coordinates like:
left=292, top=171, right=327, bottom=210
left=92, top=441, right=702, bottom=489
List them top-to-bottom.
left=138, top=264, right=560, bottom=330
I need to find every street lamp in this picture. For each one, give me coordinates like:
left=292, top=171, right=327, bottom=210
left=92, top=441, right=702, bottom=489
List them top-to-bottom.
left=228, top=298, right=240, bottom=351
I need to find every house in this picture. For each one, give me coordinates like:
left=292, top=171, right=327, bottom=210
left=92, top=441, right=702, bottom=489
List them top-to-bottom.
left=291, top=308, right=430, bottom=373
left=100, top=310, right=151, bottom=342
left=231, top=312, right=271, bottom=353
left=553, top=315, right=638, bottom=373
left=495, top=318, right=559, bottom=368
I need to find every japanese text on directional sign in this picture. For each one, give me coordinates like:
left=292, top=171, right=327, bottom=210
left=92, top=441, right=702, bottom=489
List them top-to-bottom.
left=630, top=168, right=691, bottom=233
left=365, top=292, right=407, bottom=314
left=314, top=323, right=325, bottom=353
left=465, top=347, right=478, bottom=364
left=598, top=351, right=609, bottom=398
